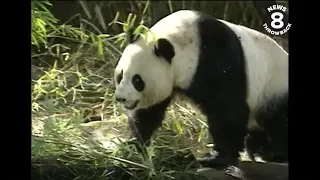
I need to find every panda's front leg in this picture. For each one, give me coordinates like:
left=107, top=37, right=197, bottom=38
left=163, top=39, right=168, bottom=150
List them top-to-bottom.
left=126, top=97, right=172, bottom=149
left=197, top=101, right=249, bottom=169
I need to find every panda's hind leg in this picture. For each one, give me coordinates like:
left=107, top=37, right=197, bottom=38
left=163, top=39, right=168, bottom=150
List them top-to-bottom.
left=255, top=94, right=288, bottom=163
left=197, top=99, right=250, bottom=168
left=244, top=129, right=271, bottom=162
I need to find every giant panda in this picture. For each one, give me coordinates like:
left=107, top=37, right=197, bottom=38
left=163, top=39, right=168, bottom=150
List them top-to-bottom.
left=113, top=9, right=288, bottom=168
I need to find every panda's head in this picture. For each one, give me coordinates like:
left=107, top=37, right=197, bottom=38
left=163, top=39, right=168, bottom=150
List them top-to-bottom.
left=114, top=31, right=175, bottom=110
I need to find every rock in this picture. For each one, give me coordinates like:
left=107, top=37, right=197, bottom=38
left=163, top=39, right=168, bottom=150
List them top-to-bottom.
left=32, top=154, right=288, bottom=180
left=195, top=161, right=288, bottom=180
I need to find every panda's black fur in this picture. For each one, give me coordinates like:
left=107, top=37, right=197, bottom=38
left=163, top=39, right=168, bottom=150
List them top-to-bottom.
left=115, top=10, right=288, bottom=168
left=245, top=94, right=288, bottom=163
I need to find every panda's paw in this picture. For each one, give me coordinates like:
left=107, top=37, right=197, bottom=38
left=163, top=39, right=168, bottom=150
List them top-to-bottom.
left=197, top=154, right=239, bottom=169
left=224, top=165, right=247, bottom=180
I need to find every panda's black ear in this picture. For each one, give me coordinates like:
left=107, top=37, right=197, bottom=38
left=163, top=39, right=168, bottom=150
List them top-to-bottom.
left=126, top=27, right=140, bottom=44
left=154, top=38, right=175, bottom=64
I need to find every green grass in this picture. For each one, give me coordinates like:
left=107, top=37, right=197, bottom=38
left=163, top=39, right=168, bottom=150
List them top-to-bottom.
left=31, top=1, right=210, bottom=179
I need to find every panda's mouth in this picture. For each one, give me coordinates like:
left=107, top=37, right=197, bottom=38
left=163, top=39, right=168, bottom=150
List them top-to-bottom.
left=124, top=100, right=139, bottom=110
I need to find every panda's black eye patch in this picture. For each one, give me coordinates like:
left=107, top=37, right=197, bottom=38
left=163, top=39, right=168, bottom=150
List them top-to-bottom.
left=116, top=70, right=123, bottom=84
left=132, top=74, right=145, bottom=92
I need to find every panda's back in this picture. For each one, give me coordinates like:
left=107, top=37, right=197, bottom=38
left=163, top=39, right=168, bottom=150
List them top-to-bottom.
left=149, top=10, right=288, bottom=111
left=217, top=20, right=288, bottom=111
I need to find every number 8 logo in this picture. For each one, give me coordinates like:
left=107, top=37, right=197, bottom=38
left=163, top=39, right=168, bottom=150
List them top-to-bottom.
left=270, top=12, right=284, bottom=29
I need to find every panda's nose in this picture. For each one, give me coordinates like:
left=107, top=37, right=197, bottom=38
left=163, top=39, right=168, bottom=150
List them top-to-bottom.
left=115, top=97, right=126, bottom=103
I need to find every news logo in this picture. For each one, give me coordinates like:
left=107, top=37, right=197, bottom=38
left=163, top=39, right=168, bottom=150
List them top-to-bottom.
left=263, top=4, right=292, bottom=36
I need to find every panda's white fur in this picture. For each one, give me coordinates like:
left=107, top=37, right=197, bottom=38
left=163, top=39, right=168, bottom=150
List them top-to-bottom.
left=114, top=10, right=288, bottom=166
